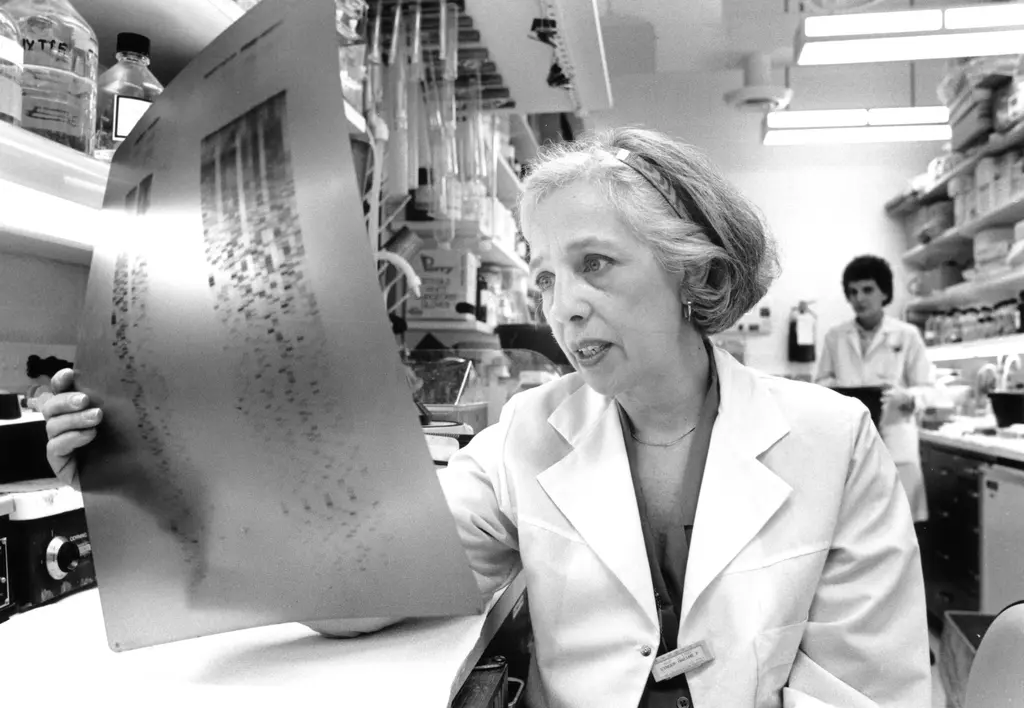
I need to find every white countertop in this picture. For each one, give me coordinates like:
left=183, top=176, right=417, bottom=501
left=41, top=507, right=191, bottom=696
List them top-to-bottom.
left=0, top=409, right=43, bottom=427
left=920, top=425, right=1024, bottom=467
left=0, top=573, right=526, bottom=707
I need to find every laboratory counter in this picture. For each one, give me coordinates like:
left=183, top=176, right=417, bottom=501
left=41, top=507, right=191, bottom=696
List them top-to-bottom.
left=916, top=423, right=1024, bottom=626
left=920, top=425, right=1024, bottom=468
left=0, top=564, right=527, bottom=707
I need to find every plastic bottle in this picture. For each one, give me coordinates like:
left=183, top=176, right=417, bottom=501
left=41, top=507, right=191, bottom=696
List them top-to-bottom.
left=4, top=0, right=98, bottom=153
left=0, top=7, right=23, bottom=126
left=93, top=32, right=162, bottom=162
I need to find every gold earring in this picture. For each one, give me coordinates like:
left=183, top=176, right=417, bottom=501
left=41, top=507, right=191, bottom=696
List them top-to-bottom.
left=684, top=301, right=692, bottom=322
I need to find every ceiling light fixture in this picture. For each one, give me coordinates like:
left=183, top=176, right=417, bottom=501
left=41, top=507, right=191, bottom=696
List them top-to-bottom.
left=796, top=2, right=1024, bottom=65
left=763, top=106, right=951, bottom=145
left=764, top=124, right=951, bottom=145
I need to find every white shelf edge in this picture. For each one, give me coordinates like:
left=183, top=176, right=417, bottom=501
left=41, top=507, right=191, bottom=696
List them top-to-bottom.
left=890, top=120, right=1024, bottom=209
left=0, top=122, right=109, bottom=210
left=0, top=179, right=99, bottom=265
left=905, top=192, right=1024, bottom=268
left=394, top=219, right=529, bottom=274
left=901, top=234, right=973, bottom=270
left=479, top=238, right=529, bottom=274
left=907, top=269, right=1024, bottom=310
left=405, top=319, right=495, bottom=334
left=927, top=334, right=1024, bottom=362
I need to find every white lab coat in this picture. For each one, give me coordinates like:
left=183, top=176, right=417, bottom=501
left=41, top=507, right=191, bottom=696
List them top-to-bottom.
left=815, top=316, right=934, bottom=522
left=439, top=345, right=931, bottom=708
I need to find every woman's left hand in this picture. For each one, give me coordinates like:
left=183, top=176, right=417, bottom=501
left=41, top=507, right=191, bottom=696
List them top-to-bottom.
left=882, top=385, right=916, bottom=414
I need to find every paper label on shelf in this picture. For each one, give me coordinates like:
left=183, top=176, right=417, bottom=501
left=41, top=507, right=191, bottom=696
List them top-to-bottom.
left=0, top=36, right=23, bottom=68
left=0, top=75, right=21, bottom=122
left=113, top=95, right=152, bottom=139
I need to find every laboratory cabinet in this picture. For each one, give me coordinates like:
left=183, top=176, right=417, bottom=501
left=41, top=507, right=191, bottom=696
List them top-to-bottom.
left=919, top=438, right=1024, bottom=625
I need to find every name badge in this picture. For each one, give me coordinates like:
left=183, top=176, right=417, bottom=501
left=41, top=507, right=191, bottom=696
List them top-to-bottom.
left=651, top=641, right=714, bottom=682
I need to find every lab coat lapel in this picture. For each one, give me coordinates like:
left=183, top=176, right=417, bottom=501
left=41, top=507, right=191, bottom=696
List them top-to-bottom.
left=864, top=316, right=893, bottom=360
left=844, top=322, right=864, bottom=372
left=681, top=349, right=793, bottom=621
left=540, top=387, right=657, bottom=628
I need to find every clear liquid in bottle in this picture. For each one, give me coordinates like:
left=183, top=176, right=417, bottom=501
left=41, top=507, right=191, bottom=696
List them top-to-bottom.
left=4, top=0, right=98, bottom=153
left=0, top=7, right=23, bottom=127
left=93, top=32, right=162, bottom=162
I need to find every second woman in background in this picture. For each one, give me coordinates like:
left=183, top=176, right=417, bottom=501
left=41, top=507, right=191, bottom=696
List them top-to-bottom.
left=815, top=255, right=934, bottom=524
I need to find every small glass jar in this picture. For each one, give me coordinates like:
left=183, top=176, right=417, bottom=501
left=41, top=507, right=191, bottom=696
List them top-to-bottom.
left=1004, top=299, right=1020, bottom=335
left=995, top=301, right=1011, bottom=336
left=978, top=305, right=993, bottom=339
left=962, top=307, right=979, bottom=341
left=949, top=308, right=964, bottom=343
left=937, top=311, right=951, bottom=344
left=924, top=314, right=938, bottom=347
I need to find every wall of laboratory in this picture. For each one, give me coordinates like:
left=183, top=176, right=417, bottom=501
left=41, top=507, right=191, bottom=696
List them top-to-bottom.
left=0, top=253, right=86, bottom=392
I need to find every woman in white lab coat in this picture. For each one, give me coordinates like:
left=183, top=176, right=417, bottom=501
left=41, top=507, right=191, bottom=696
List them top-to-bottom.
left=41, top=129, right=931, bottom=707
left=815, top=255, right=933, bottom=524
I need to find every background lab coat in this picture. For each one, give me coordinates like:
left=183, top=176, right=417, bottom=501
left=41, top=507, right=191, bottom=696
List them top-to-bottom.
left=815, top=316, right=935, bottom=522
left=439, top=346, right=931, bottom=708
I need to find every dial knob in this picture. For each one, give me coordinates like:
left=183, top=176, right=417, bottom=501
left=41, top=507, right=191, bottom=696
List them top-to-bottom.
left=45, top=537, right=91, bottom=580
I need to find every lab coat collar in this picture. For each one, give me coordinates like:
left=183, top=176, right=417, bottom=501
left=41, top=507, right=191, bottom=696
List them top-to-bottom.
left=843, top=314, right=898, bottom=361
left=539, top=347, right=793, bottom=631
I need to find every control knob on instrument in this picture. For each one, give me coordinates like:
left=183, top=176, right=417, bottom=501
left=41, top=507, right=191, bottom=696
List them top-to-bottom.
left=45, top=536, right=92, bottom=580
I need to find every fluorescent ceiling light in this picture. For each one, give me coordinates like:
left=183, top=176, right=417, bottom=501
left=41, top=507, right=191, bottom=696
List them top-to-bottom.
left=796, top=3, right=1024, bottom=65
left=945, top=3, right=1024, bottom=30
left=804, top=9, right=942, bottom=38
left=798, top=28, right=1024, bottom=64
left=766, top=106, right=948, bottom=130
left=867, top=106, right=949, bottom=125
left=766, top=109, right=868, bottom=129
left=763, top=124, right=952, bottom=146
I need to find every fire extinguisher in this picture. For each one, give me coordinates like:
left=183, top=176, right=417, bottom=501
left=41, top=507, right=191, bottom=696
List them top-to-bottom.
left=788, top=301, right=817, bottom=363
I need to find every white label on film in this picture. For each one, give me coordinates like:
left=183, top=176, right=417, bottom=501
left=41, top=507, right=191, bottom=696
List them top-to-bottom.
left=0, top=36, right=24, bottom=68
left=114, top=95, right=152, bottom=139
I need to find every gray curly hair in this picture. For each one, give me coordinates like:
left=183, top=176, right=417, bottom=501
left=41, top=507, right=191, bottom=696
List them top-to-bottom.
left=519, top=127, right=780, bottom=335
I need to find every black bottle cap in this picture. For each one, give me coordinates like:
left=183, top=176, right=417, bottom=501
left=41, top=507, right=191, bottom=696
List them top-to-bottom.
left=116, top=33, right=151, bottom=58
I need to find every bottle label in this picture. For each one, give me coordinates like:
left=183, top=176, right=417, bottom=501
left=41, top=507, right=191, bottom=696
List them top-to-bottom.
left=0, top=35, right=23, bottom=68
left=21, top=35, right=72, bottom=70
left=0, top=74, right=22, bottom=122
left=22, top=94, right=79, bottom=136
left=114, top=95, right=152, bottom=139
